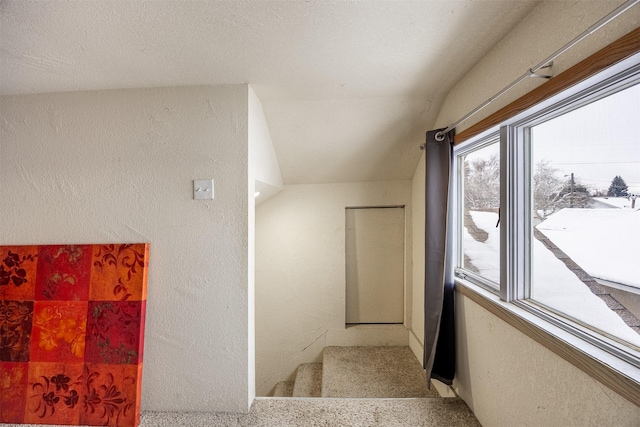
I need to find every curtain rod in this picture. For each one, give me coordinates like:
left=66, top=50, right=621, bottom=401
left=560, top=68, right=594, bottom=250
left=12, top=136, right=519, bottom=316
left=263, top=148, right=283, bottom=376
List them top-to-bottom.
left=427, top=0, right=640, bottom=144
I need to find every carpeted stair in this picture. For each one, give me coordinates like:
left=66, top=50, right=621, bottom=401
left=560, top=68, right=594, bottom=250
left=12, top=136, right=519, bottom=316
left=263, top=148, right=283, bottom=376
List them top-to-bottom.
left=273, top=346, right=440, bottom=398
left=322, top=346, right=438, bottom=398
left=262, top=348, right=483, bottom=427
left=293, top=363, right=323, bottom=397
left=273, top=380, right=294, bottom=397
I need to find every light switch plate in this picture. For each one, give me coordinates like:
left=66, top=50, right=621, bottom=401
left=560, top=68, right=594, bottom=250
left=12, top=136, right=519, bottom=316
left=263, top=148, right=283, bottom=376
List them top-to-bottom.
left=194, top=179, right=214, bottom=200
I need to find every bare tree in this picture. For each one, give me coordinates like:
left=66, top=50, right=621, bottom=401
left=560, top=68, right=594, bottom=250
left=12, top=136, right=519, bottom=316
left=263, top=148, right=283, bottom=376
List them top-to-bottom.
left=464, top=154, right=499, bottom=210
left=464, top=157, right=592, bottom=220
left=533, top=160, right=592, bottom=220
left=533, top=160, right=563, bottom=220
left=558, top=178, right=592, bottom=209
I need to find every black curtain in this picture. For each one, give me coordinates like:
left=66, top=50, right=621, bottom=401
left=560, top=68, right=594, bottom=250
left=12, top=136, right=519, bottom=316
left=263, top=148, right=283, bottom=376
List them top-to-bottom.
left=423, top=129, right=455, bottom=385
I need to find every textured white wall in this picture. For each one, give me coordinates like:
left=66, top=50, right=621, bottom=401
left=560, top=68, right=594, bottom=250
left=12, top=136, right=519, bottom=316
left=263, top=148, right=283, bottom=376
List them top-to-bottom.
left=411, top=0, right=640, bottom=424
left=434, top=0, right=640, bottom=133
left=0, top=85, right=253, bottom=413
left=247, top=85, right=283, bottom=405
left=248, top=86, right=283, bottom=204
left=409, top=153, right=426, bottom=361
left=255, top=181, right=412, bottom=395
left=457, top=296, right=640, bottom=426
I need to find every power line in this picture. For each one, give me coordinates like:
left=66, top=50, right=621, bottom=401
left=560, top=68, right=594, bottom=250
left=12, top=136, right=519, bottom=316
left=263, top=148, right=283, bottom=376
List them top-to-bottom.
left=551, top=161, right=640, bottom=165
left=578, top=179, right=640, bottom=185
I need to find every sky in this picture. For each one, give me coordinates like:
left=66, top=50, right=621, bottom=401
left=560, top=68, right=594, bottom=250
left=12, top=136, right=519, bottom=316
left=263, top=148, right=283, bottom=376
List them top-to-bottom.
left=532, top=82, right=640, bottom=194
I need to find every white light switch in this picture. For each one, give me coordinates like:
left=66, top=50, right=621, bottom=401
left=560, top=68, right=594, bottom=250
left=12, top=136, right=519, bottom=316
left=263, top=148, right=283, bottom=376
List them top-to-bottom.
left=193, top=179, right=214, bottom=200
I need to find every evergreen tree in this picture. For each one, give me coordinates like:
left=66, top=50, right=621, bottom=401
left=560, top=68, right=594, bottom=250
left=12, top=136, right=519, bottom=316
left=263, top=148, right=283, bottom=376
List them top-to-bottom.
left=607, top=175, right=629, bottom=197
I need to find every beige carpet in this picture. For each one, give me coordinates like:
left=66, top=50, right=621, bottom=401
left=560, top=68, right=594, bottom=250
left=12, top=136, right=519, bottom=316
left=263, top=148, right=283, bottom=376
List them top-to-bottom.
left=322, top=346, right=439, bottom=398
left=293, top=363, right=323, bottom=397
left=273, top=380, right=295, bottom=397
left=140, top=398, right=481, bottom=426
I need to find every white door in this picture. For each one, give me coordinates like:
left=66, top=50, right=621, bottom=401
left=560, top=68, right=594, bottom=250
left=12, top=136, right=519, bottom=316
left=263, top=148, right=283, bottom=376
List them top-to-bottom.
left=345, top=207, right=405, bottom=324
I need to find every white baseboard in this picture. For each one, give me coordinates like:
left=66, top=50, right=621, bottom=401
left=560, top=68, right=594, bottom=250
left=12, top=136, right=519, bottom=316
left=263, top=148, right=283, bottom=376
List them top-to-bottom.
left=326, top=324, right=409, bottom=346
left=409, top=329, right=423, bottom=366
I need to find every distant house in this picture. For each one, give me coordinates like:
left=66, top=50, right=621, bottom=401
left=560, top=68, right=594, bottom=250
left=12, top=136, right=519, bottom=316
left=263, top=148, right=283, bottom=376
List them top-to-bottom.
left=592, top=197, right=640, bottom=210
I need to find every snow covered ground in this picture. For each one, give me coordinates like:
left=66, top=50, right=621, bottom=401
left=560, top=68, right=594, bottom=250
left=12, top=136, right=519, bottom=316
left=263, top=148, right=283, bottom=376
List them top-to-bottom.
left=536, top=208, right=640, bottom=288
left=464, top=210, right=640, bottom=348
left=462, top=211, right=500, bottom=283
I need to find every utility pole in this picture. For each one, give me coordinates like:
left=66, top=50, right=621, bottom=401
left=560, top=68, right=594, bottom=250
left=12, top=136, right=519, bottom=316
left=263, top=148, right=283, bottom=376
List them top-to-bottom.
left=570, top=172, right=574, bottom=208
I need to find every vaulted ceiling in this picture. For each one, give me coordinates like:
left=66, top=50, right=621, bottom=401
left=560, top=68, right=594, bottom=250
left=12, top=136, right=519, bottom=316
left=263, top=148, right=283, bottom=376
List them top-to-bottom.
left=0, top=0, right=540, bottom=184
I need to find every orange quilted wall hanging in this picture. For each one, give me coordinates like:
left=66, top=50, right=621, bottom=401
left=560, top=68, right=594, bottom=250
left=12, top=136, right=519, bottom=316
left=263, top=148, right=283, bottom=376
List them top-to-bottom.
left=0, top=244, right=149, bottom=427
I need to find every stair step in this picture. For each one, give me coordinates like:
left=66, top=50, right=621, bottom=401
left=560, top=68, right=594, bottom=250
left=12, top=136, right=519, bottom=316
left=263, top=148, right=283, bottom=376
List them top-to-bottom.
left=321, top=346, right=439, bottom=398
left=292, top=363, right=323, bottom=397
left=273, top=381, right=294, bottom=397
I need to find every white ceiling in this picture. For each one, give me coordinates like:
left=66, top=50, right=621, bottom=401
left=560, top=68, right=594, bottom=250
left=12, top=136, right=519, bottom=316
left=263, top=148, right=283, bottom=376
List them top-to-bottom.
left=0, top=0, right=540, bottom=184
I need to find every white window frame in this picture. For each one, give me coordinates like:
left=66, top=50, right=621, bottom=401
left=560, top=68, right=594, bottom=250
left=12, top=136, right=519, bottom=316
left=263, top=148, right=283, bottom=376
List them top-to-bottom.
left=452, top=51, right=640, bottom=402
left=453, top=132, right=501, bottom=292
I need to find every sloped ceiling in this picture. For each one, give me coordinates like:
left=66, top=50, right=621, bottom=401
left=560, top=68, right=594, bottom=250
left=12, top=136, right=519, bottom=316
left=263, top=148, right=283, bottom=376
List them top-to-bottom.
left=0, top=0, right=540, bottom=184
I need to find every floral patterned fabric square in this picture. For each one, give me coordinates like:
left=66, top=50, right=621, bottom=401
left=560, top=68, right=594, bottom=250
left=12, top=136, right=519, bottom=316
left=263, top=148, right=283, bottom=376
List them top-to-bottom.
left=0, top=244, right=149, bottom=427
left=35, top=245, right=93, bottom=301
left=0, top=246, right=38, bottom=301
left=0, top=300, right=33, bottom=362
left=30, top=301, right=89, bottom=363
left=85, top=301, right=145, bottom=365
left=0, top=362, right=29, bottom=422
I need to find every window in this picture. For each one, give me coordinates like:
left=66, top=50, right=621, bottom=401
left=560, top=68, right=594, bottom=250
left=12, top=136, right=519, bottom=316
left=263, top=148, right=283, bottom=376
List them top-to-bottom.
left=453, top=53, right=640, bottom=372
left=528, top=83, right=640, bottom=352
left=456, top=136, right=500, bottom=288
